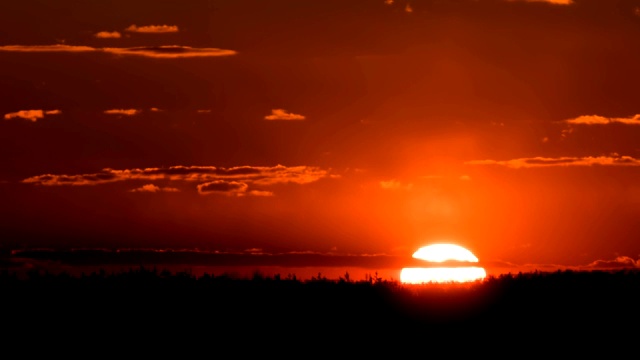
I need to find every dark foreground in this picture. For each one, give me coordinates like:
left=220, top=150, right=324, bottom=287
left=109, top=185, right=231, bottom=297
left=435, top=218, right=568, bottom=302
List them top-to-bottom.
left=3, top=267, right=639, bottom=354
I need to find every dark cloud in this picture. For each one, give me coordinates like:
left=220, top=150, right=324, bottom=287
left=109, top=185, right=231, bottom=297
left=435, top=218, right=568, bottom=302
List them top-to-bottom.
left=22, top=165, right=336, bottom=195
left=197, top=180, right=248, bottom=195
left=585, top=256, right=639, bottom=269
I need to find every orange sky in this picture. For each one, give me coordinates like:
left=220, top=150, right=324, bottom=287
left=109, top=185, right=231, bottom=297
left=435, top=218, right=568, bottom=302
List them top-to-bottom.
left=1, top=0, right=639, bottom=273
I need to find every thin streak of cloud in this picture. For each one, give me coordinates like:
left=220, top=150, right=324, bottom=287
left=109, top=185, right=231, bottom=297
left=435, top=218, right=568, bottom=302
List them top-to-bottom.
left=509, top=0, right=573, bottom=4
left=125, top=24, right=179, bottom=33
left=94, top=31, right=122, bottom=39
left=0, top=45, right=237, bottom=58
left=0, top=45, right=96, bottom=52
left=103, top=46, right=237, bottom=58
left=4, top=109, right=61, bottom=122
left=103, top=109, right=140, bottom=116
left=264, top=109, right=306, bottom=121
left=563, top=114, right=640, bottom=125
left=465, top=155, right=640, bottom=168
left=380, top=179, right=413, bottom=190
left=198, top=181, right=274, bottom=196
left=129, top=184, right=180, bottom=193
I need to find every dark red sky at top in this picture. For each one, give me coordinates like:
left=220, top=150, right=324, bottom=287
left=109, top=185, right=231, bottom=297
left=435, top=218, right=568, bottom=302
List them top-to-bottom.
left=1, top=0, right=639, bottom=272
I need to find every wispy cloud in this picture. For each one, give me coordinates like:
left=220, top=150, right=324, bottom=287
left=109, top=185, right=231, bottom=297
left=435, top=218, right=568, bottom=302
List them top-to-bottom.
left=509, top=0, right=573, bottom=4
left=405, top=3, right=413, bottom=13
left=124, top=24, right=179, bottom=33
left=94, top=31, right=122, bottom=39
left=0, top=45, right=237, bottom=58
left=4, top=109, right=61, bottom=122
left=103, top=109, right=141, bottom=116
left=264, top=109, right=306, bottom=121
left=563, top=114, right=640, bottom=125
left=465, top=155, right=640, bottom=168
left=22, top=165, right=336, bottom=196
left=379, top=179, right=413, bottom=190
left=129, top=184, right=180, bottom=193
left=585, top=256, right=639, bottom=269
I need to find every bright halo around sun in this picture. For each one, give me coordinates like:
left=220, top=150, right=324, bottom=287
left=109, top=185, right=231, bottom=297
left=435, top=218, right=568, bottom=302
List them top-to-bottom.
left=400, top=243, right=487, bottom=284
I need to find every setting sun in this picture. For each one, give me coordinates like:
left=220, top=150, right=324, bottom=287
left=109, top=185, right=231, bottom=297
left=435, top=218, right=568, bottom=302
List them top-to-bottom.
left=400, top=243, right=487, bottom=284
left=412, top=244, right=480, bottom=262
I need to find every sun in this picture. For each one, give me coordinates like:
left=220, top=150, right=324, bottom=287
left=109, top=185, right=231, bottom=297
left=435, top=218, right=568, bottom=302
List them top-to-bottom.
left=400, top=243, right=487, bottom=284
left=411, top=243, right=479, bottom=262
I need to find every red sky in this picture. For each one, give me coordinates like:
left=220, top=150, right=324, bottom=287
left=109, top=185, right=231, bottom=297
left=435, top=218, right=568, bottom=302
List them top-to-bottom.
left=1, top=0, right=639, bottom=273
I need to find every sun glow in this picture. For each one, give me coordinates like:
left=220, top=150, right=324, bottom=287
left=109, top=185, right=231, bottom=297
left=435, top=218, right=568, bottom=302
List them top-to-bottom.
left=400, top=243, right=487, bottom=284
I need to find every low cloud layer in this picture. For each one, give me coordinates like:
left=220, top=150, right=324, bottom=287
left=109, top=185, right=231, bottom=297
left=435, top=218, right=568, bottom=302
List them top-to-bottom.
left=0, top=45, right=237, bottom=58
left=4, top=109, right=61, bottom=122
left=264, top=109, right=306, bottom=121
left=563, top=114, right=640, bottom=125
left=465, top=155, right=640, bottom=168
left=23, top=165, right=336, bottom=196
left=585, top=256, right=640, bottom=269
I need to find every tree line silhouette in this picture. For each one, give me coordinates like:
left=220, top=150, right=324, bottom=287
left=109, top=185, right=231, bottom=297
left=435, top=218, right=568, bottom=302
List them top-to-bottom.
left=3, top=266, right=640, bottom=350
